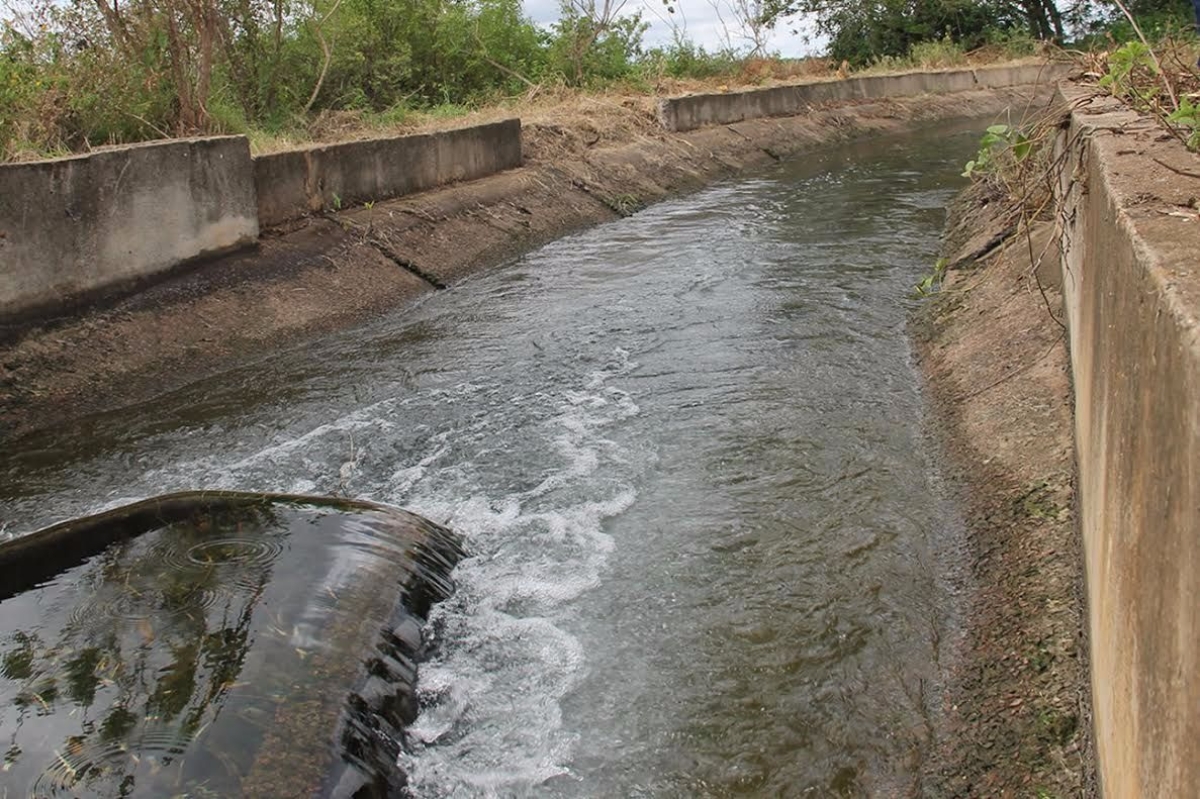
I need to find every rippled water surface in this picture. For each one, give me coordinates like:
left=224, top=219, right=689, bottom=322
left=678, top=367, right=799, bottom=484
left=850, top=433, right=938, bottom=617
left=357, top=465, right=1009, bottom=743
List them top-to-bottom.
left=2, top=124, right=985, bottom=796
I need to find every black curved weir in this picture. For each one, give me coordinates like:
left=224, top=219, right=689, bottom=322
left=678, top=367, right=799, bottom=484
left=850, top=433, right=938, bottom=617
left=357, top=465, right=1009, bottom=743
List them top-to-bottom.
left=0, top=491, right=464, bottom=797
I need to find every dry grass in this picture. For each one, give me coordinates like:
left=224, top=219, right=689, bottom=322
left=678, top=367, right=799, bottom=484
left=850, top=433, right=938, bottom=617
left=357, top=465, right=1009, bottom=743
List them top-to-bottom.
left=858, top=49, right=1062, bottom=76
left=249, top=52, right=1041, bottom=156
left=248, top=59, right=840, bottom=155
left=251, top=86, right=662, bottom=155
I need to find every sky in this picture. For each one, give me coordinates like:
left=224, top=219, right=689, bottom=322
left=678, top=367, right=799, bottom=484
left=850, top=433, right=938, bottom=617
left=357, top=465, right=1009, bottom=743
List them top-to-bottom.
left=0, top=0, right=822, bottom=58
left=521, top=0, right=822, bottom=58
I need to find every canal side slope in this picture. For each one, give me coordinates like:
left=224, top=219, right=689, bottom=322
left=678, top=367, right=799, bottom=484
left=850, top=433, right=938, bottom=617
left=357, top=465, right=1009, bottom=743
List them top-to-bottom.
left=0, top=80, right=1056, bottom=442
left=918, top=83, right=1200, bottom=797
left=915, top=180, right=1095, bottom=797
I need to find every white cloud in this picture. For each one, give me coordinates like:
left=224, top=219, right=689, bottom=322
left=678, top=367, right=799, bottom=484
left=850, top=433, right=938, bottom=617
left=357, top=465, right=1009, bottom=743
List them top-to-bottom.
left=523, top=0, right=822, bottom=58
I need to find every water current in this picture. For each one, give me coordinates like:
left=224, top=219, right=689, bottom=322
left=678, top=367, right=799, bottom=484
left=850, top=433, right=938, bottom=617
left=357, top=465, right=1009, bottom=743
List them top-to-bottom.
left=2, top=122, right=987, bottom=797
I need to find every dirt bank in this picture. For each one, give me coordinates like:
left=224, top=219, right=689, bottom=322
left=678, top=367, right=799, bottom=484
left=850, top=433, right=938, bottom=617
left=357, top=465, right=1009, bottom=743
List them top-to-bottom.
left=0, top=86, right=1050, bottom=443
left=913, top=179, right=1096, bottom=796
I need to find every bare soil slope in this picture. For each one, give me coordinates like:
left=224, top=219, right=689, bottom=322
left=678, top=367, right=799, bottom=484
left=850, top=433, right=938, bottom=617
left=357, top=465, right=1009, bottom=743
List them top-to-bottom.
left=914, top=181, right=1096, bottom=798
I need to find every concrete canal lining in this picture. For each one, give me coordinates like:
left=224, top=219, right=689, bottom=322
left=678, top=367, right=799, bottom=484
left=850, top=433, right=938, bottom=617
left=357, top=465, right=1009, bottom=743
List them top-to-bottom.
left=657, top=62, right=1072, bottom=132
left=0, top=65, right=1070, bottom=327
left=0, top=73, right=1063, bottom=439
left=924, top=85, right=1200, bottom=795
left=1053, top=85, right=1200, bottom=798
left=253, top=119, right=523, bottom=227
left=0, top=120, right=523, bottom=322
left=0, top=136, right=258, bottom=322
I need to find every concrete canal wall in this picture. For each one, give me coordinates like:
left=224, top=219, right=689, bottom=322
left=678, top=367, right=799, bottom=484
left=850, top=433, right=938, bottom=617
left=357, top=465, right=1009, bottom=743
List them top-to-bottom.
left=657, top=62, right=1072, bottom=132
left=0, top=66, right=1070, bottom=324
left=1054, top=85, right=1200, bottom=796
left=253, top=119, right=522, bottom=227
left=0, top=120, right=522, bottom=321
left=0, top=137, right=258, bottom=321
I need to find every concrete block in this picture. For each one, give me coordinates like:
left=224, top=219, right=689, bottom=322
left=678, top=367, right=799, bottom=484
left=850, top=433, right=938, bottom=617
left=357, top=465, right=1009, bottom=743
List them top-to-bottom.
left=252, top=119, right=522, bottom=227
left=0, top=136, right=258, bottom=320
left=253, top=149, right=313, bottom=228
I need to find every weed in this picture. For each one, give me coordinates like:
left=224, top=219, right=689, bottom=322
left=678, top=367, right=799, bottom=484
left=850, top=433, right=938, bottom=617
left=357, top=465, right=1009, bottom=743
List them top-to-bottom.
left=1085, top=18, right=1200, bottom=152
left=984, top=28, right=1040, bottom=59
left=861, top=35, right=974, bottom=74
left=908, top=36, right=969, bottom=68
left=1097, top=40, right=1162, bottom=106
left=1167, top=96, right=1200, bottom=149
left=424, top=103, right=473, bottom=120
left=962, top=124, right=1034, bottom=179
left=332, top=193, right=343, bottom=211
left=602, top=193, right=643, bottom=217
left=362, top=201, right=375, bottom=234
left=913, top=257, right=949, bottom=297
left=1016, top=480, right=1067, bottom=521
left=1030, top=640, right=1055, bottom=673
left=1035, top=707, right=1078, bottom=747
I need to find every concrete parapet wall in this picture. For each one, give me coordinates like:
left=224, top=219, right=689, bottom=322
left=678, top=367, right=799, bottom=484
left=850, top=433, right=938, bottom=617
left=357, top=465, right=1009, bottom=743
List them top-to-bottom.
left=657, top=63, right=1071, bottom=132
left=1054, top=85, right=1200, bottom=796
left=253, top=119, right=522, bottom=227
left=0, top=120, right=523, bottom=321
left=0, top=137, right=258, bottom=320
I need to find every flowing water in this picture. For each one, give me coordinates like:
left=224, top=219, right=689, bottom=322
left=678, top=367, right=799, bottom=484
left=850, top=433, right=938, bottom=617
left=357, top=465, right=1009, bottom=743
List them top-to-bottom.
left=1, top=123, right=984, bottom=797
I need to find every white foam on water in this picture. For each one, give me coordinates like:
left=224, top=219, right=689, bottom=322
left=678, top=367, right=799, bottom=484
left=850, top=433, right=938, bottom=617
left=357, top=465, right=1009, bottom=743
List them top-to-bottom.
left=55, top=347, right=645, bottom=796
left=393, top=352, right=644, bottom=797
left=127, top=381, right=498, bottom=500
left=134, top=394, right=414, bottom=496
left=387, top=430, right=453, bottom=496
left=396, top=489, right=635, bottom=797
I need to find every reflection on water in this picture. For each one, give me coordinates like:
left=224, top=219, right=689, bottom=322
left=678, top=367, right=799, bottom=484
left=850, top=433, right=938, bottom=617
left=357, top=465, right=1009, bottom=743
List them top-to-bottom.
left=0, top=493, right=461, bottom=798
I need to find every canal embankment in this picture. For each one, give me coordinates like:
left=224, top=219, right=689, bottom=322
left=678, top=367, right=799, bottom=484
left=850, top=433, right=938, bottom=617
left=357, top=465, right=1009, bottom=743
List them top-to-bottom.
left=0, top=63, right=1065, bottom=441
left=918, top=81, right=1200, bottom=797
left=1054, top=84, right=1200, bottom=798
left=916, top=179, right=1094, bottom=797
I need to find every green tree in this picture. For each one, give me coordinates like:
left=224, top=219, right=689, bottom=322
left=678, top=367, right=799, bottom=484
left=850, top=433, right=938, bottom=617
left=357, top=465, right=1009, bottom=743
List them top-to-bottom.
left=549, top=0, right=649, bottom=84
left=761, top=0, right=1061, bottom=65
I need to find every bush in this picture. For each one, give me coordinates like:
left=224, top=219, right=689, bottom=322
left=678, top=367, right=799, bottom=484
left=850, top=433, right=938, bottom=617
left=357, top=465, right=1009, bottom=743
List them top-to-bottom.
left=0, top=0, right=565, bottom=156
left=546, top=9, right=648, bottom=85
left=984, top=27, right=1040, bottom=58
left=908, top=36, right=969, bottom=67
left=641, top=39, right=741, bottom=80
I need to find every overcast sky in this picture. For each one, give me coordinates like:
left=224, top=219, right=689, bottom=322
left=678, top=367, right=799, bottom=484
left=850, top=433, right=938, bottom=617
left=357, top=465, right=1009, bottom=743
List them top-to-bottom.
left=0, top=0, right=821, bottom=57
left=522, top=0, right=821, bottom=58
